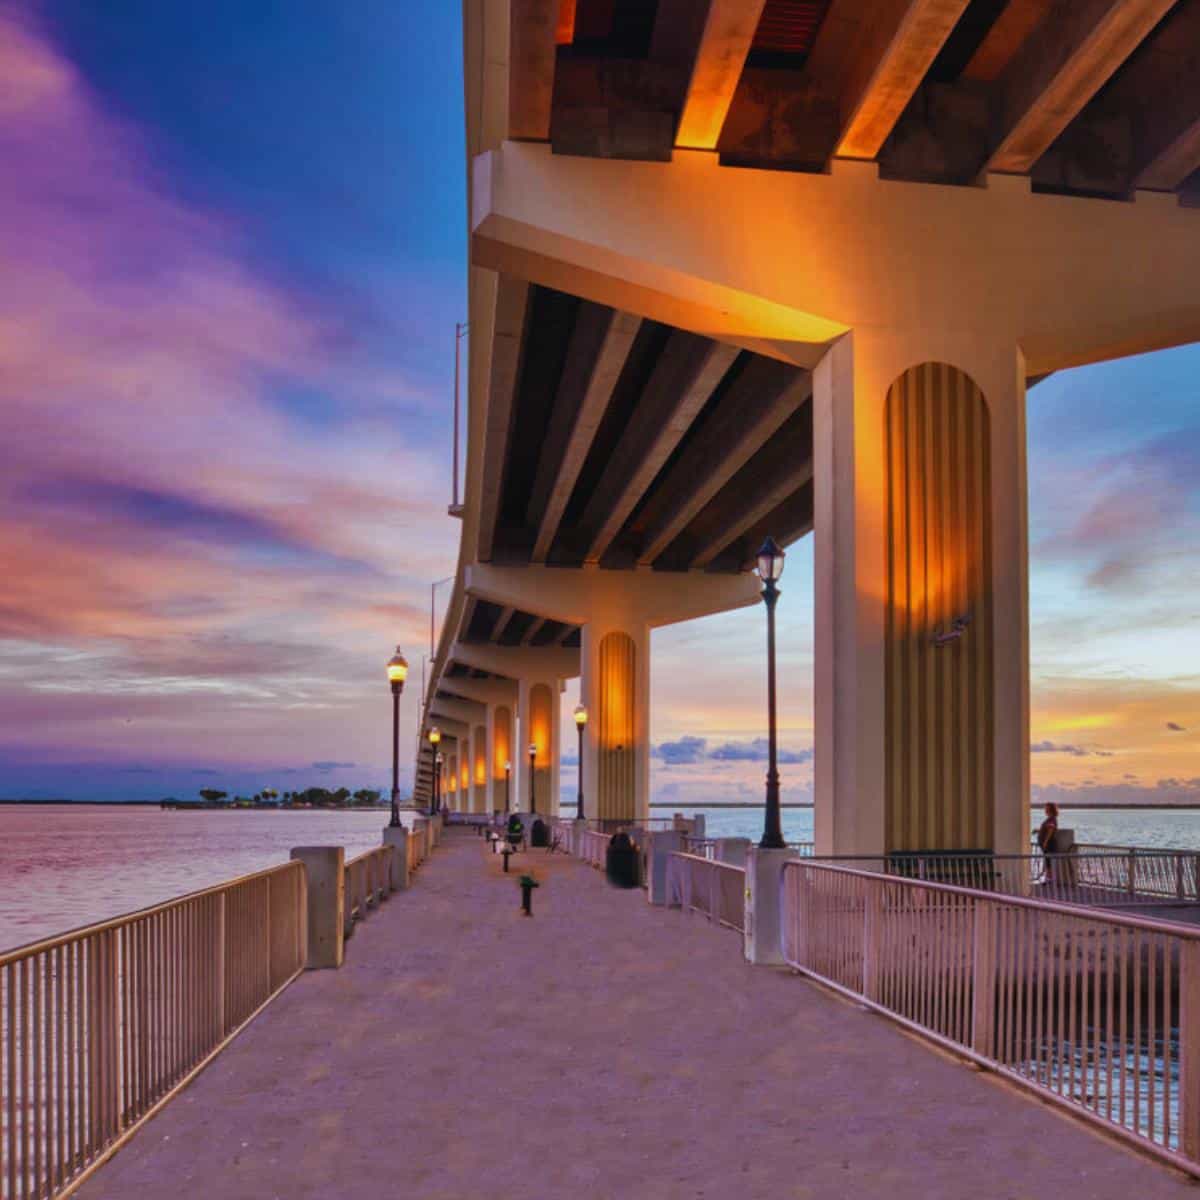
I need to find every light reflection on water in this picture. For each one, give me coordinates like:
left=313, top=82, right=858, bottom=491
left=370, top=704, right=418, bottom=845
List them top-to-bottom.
left=0, top=805, right=391, bottom=952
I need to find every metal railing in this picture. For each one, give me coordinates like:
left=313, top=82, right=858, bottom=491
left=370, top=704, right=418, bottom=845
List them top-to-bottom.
left=578, top=829, right=610, bottom=869
left=343, top=847, right=394, bottom=938
left=803, top=851, right=1200, bottom=909
left=666, top=853, right=746, bottom=933
left=781, top=860, right=1200, bottom=1175
left=0, top=861, right=305, bottom=1200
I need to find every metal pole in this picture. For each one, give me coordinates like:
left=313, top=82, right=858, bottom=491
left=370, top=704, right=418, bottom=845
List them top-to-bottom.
left=452, top=323, right=462, bottom=509
left=760, top=579, right=785, bottom=849
left=389, top=685, right=402, bottom=827
left=576, top=722, right=585, bottom=821
left=529, top=746, right=536, bottom=815
left=505, top=765, right=511, bottom=813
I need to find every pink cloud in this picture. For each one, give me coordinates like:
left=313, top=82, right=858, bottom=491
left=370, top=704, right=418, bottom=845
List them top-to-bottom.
left=0, top=11, right=453, bottom=784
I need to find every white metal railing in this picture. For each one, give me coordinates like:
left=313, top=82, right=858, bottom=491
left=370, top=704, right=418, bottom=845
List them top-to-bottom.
left=578, top=829, right=610, bottom=869
left=342, top=847, right=394, bottom=938
left=805, top=851, right=1200, bottom=908
left=666, top=853, right=746, bottom=933
left=781, top=860, right=1200, bottom=1176
left=0, top=861, right=305, bottom=1200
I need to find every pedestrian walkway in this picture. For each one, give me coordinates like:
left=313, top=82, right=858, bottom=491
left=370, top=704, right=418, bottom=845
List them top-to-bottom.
left=78, top=830, right=1194, bottom=1199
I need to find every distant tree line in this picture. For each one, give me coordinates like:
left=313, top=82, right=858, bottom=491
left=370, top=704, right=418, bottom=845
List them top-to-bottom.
left=162, top=787, right=386, bottom=811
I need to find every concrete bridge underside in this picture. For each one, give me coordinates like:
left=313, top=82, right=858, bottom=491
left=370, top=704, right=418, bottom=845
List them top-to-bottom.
left=418, top=0, right=1200, bottom=857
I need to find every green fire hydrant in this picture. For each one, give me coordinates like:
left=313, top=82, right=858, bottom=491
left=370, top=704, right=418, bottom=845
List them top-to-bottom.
left=519, top=873, right=539, bottom=916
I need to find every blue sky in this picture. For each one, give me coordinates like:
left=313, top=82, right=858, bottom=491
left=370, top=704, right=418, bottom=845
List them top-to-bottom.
left=0, top=1, right=1195, bottom=805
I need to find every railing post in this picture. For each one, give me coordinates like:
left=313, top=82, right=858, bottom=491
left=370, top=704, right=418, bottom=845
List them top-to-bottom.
left=383, top=826, right=410, bottom=891
left=646, top=832, right=683, bottom=905
left=289, top=847, right=344, bottom=969
left=744, top=847, right=792, bottom=965
left=1127, top=851, right=1137, bottom=897
left=1177, top=855, right=1186, bottom=901
left=970, top=899, right=996, bottom=1058
left=1180, top=939, right=1200, bottom=1160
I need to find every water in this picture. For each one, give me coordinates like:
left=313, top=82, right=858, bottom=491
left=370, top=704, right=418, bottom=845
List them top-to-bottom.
left=0, top=804, right=390, bottom=952
left=5, top=804, right=1200, bottom=955
left=672, top=806, right=1200, bottom=850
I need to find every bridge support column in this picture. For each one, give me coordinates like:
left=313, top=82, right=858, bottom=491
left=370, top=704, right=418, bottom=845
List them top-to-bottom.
left=813, top=332, right=1028, bottom=859
left=580, top=621, right=650, bottom=824
left=518, top=677, right=561, bottom=815
left=491, top=702, right=514, bottom=813
left=472, top=721, right=489, bottom=813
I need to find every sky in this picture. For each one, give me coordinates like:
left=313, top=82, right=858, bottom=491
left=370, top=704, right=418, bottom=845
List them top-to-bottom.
left=0, top=1, right=1196, bottom=807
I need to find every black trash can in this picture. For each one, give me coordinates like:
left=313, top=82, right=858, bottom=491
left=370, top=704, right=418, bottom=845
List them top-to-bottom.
left=530, top=817, right=549, bottom=848
left=605, top=831, right=640, bottom=888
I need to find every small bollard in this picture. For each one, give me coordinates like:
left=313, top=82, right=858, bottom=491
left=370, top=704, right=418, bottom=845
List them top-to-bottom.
left=490, top=832, right=501, bottom=854
left=502, top=846, right=514, bottom=873
left=519, top=874, right=539, bottom=916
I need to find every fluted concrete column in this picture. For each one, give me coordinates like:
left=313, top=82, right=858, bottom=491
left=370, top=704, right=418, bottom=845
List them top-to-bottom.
left=813, top=331, right=1028, bottom=859
left=580, top=622, right=650, bottom=823
left=517, top=677, right=561, bottom=815
left=492, top=702, right=514, bottom=813
left=472, top=721, right=489, bottom=813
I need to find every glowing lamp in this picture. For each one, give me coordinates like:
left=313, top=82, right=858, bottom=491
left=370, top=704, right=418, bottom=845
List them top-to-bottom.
left=386, top=646, right=409, bottom=691
left=574, top=704, right=588, bottom=729
left=428, top=726, right=441, bottom=747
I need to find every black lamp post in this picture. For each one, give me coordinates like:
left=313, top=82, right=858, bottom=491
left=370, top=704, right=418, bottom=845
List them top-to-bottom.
left=756, top=537, right=786, bottom=850
left=386, top=647, right=408, bottom=827
left=574, top=703, right=588, bottom=821
left=428, top=726, right=441, bottom=814
left=528, top=742, right=537, bottom=814
left=434, top=750, right=443, bottom=814
left=504, top=759, right=512, bottom=813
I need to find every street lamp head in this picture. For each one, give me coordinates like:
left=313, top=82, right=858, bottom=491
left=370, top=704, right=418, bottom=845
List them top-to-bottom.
left=755, top=536, right=785, bottom=584
left=386, top=646, right=409, bottom=692
left=573, top=703, right=588, bottom=729
left=428, top=726, right=441, bottom=747
left=528, top=742, right=537, bottom=759
left=435, top=751, right=443, bottom=766
left=504, top=759, right=512, bottom=772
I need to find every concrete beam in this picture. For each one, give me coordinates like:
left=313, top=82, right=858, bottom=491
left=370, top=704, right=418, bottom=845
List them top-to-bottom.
left=509, top=0, right=558, bottom=141
left=675, top=0, right=767, bottom=150
left=813, top=0, right=975, bottom=161
left=986, top=0, right=1176, bottom=174
left=1137, top=117, right=1200, bottom=191
left=472, top=141, right=1200, bottom=374
left=477, top=277, right=529, bottom=562
left=529, top=307, right=642, bottom=563
left=582, top=334, right=740, bottom=563
left=635, top=362, right=811, bottom=566
left=690, top=406, right=815, bottom=568
left=465, top=562, right=759, bottom=629
left=490, top=605, right=515, bottom=641
left=520, top=616, right=546, bottom=645
left=450, top=639, right=580, bottom=681
left=438, top=677, right=519, bottom=706
left=429, top=698, right=487, bottom=727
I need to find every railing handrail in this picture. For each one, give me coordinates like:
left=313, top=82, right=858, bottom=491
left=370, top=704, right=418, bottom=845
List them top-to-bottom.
left=345, top=845, right=391, bottom=869
left=670, top=850, right=744, bottom=874
left=0, top=858, right=305, bottom=967
left=785, top=859, right=1200, bottom=937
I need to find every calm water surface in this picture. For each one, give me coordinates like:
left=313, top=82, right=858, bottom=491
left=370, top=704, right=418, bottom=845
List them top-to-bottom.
left=4, top=804, right=1200, bottom=953
left=0, top=805, right=390, bottom=952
